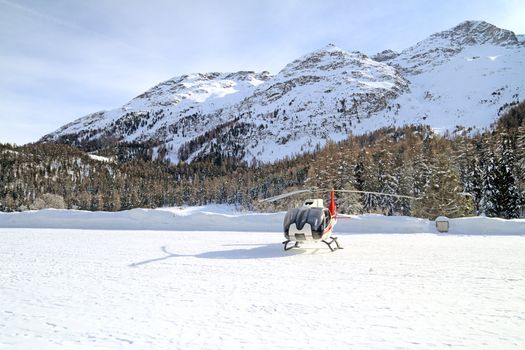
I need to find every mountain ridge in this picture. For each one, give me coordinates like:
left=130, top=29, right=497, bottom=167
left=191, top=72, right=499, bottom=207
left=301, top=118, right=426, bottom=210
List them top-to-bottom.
left=41, top=20, right=524, bottom=163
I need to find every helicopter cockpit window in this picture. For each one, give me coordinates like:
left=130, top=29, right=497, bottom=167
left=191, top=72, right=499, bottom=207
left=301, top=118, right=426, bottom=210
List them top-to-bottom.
left=284, top=207, right=324, bottom=233
left=284, top=208, right=299, bottom=231
left=323, top=209, right=331, bottom=225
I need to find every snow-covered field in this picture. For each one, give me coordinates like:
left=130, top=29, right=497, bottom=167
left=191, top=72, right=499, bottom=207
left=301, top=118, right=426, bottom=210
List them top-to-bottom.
left=1, top=208, right=524, bottom=349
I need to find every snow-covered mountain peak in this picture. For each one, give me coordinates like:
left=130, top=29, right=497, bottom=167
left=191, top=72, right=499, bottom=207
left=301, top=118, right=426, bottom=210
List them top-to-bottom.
left=42, top=20, right=524, bottom=164
left=441, top=20, right=520, bottom=47
left=388, top=21, right=522, bottom=75
left=320, top=43, right=340, bottom=51
left=279, top=44, right=354, bottom=75
left=246, top=45, right=409, bottom=108
left=279, top=45, right=397, bottom=80
left=229, top=46, right=410, bottom=161
left=372, top=49, right=400, bottom=62
left=42, top=70, right=273, bottom=149
left=125, top=71, right=271, bottom=109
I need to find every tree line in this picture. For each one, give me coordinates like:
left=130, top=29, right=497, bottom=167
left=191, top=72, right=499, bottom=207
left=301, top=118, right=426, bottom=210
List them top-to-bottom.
left=1, top=102, right=524, bottom=219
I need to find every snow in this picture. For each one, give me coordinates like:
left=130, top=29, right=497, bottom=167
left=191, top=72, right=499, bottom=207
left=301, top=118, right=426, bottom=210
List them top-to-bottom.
left=370, top=43, right=525, bottom=133
left=1, top=149, right=19, bottom=155
left=87, top=154, right=113, bottom=163
left=0, top=207, right=282, bottom=232
left=1, top=207, right=524, bottom=235
left=1, top=207, right=524, bottom=348
left=449, top=216, right=525, bottom=235
left=1, top=227, right=524, bottom=349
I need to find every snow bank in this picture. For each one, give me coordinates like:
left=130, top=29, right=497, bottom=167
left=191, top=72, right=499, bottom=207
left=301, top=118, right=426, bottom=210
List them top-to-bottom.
left=0, top=207, right=524, bottom=235
left=0, top=207, right=284, bottom=232
left=336, top=214, right=433, bottom=233
left=449, top=216, right=525, bottom=235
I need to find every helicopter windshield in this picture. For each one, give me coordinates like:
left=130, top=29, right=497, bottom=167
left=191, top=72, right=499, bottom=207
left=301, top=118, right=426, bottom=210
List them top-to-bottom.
left=284, top=207, right=325, bottom=233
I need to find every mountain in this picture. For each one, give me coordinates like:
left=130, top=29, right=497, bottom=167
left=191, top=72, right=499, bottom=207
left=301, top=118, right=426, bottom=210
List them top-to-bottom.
left=41, top=20, right=525, bottom=163
left=370, top=20, right=525, bottom=132
left=389, top=20, right=521, bottom=74
left=227, top=45, right=409, bottom=162
left=43, top=71, right=271, bottom=160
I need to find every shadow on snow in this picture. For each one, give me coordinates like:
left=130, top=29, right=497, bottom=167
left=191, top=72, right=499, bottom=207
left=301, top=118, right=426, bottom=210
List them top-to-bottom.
left=128, top=243, right=331, bottom=266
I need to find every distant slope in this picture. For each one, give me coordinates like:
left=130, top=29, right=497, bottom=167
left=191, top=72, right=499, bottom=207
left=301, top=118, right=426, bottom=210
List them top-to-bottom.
left=41, top=20, right=525, bottom=163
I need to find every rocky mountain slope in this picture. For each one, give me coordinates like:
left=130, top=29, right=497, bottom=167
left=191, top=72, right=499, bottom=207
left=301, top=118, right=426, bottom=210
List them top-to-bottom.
left=41, top=21, right=524, bottom=163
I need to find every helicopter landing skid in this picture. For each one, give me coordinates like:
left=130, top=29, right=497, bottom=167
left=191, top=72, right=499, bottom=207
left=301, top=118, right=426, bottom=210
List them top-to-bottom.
left=322, top=236, right=343, bottom=252
left=282, top=237, right=343, bottom=252
left=282, top=240, right=300, bottom=251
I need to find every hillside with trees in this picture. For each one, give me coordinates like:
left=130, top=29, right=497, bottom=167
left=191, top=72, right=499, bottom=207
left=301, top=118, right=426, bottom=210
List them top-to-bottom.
left=2, top=102, right=524, bottom=219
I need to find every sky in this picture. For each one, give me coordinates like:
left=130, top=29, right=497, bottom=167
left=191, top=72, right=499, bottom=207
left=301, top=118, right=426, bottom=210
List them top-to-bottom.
left=1, top=0, right=524, bottom=145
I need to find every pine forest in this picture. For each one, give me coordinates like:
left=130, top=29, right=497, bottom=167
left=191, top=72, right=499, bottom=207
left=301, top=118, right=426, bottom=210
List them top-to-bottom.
left=1, top=102, right=524, bottom=219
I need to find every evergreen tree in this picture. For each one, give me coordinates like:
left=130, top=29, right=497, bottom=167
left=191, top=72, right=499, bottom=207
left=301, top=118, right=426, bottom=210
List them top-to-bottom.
left=516, top=124, right=525, bottom=216
left=492, top=134, right=520, bottom=218
left=479, top=137, right=499, bottom=216
left=413, top=154, right=473, bottom=219
left=336, top=183, right=363, bottom=214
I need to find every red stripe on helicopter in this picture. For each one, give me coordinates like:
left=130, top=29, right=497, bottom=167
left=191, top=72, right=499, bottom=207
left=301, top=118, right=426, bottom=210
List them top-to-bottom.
left=329, top=190, right=336, bottom=217
left=323, top=219, right=336, bottom=234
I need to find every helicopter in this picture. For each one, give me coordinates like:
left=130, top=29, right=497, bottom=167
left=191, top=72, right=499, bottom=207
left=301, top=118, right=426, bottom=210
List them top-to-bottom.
left=260, top=188, right=417, bottom=252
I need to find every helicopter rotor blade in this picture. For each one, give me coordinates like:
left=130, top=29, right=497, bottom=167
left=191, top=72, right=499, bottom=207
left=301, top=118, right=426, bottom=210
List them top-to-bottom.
left=259, top=188, right=418, bottom=203
left=259, top=189, right=313, bottom=203
left=331, top=189, right=417, bottom=199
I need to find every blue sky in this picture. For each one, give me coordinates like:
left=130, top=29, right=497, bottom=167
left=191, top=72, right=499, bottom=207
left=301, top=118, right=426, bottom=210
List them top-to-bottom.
left=1, top=0, right=524, bottom=145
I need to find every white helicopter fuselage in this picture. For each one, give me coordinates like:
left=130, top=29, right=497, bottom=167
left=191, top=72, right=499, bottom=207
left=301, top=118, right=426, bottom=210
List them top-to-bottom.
left=262, top=188, right=414, bottom=252
left=284, top=199, right=336, bottom=243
